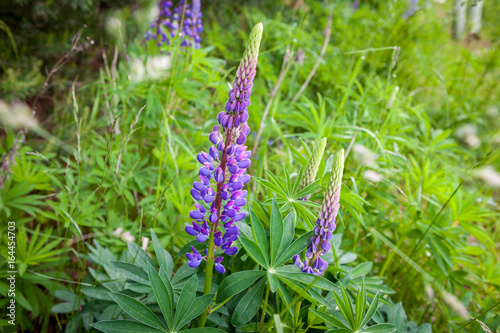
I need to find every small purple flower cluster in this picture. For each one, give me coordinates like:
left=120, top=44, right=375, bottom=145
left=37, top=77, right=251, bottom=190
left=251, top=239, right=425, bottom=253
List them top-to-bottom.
left=145, top=0, right=203, bottom=52
left=185, top=23, right=263, bottom=274
left=294, top=149, right=344, bottom=276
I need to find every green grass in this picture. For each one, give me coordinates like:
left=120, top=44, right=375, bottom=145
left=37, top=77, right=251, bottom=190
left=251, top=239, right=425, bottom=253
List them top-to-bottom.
left=0, top=0, right=499, bottom=332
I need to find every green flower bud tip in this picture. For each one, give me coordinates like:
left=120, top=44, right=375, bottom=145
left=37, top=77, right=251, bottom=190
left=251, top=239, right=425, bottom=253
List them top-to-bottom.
left=241, top=23, right=263, bottom=68
left=299, top=138, right=327, bottom=199
left=322, top=148, right=344, bottom=216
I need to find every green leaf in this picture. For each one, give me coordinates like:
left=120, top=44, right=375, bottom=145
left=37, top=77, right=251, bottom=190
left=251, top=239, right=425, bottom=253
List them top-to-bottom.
left=270, top=196, right=284, bottom=265
left=250, top=208, right=269, bottom=265
left=276, top=213, right=295, bottom=262
left=151, top=230, right=173, bottom=277
left=274, top=231, right=315, bottom=267
left=239, top=236, right=269, bottom=269
left=128, top=242, right=156, bottom=271
left=110, top=261, right=150, bottom=285
left=171, top=262, right=198, bottom=286
left=349, top=262, right=373, bottom=279
left=147, top=263, right=174, bottom=330
left=275, top=265, right=338, bottom=290
left=216, top=270, right=266, bottom=303
left=267, top=272, right=280, bottom=293
left=174, top=275, right=197, bottom=330
left=277, top=275, right=333, bottom=308
left=231, top=277, right=266, bottom=326
left=354, top=280, right=367, bottom=329
left=331, top=283, right=355, bottom=330
left=82, top=287, right=114, bottom=301
left=360, top=292, right=380, bottom=328
left=109, top=293, right=167, bottom=331
left=176, top=294, right=214, bottom=328
left=50, top=302, right=81, bottom=313
left=309, top=309, right=351, bottom=330
left=90, top=320, right=166, bottom=333
left=358, top=324, right=397, bottom=333
left=181, top=328, right=227, bottom=333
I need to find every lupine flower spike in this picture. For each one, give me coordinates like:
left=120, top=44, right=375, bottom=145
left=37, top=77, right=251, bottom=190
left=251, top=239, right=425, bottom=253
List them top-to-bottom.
left=145, top=0, right=203, bottom=51
left=185, top=23, right=264, bottom=274
left=298, top=137, right=327, bottom=200
left=294, top=148, right=344, bottom=276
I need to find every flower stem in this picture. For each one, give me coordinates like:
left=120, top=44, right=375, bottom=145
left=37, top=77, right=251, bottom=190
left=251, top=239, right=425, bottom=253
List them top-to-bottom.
left=198, top=231, right=215, bottom=327
left=260, top=282, right=271, bottom=331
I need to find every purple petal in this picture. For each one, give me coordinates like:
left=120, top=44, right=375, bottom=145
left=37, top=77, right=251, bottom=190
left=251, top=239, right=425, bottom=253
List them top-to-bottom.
left=238, top=159, right=251, bottom=169
left=193, top=181, right=206, bottom=192
left=232, top=182, right=244, bottom=191
left=190, top=189, right=203, bottom=201
left=234, top=199, right=247, bottom=207
left=189, top=210, right=205, bottom=221
left=233, top=212, right=246, bottom=221
left=185, top=225, right=198, bottom=236
left=196, top=234, right=208, bottom=243
left=224, top=247, right=238, bottom=256
left=188, top=260, right=201, bottom=268
left=215, top=263, right=226, bottom=274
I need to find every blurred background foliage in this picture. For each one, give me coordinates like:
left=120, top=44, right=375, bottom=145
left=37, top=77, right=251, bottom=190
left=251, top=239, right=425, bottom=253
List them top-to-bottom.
left=0, top=0, right=499, bottom=332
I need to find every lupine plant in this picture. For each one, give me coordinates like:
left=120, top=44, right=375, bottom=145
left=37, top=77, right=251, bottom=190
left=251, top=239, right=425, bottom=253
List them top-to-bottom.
left=185, top=22, right=262, bottom=274
left=294, top=149, right=344, bottom=276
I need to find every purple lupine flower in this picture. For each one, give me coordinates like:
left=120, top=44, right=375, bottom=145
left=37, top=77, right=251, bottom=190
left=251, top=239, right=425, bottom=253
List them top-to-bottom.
left=145, top=0, right=203, bottom=52
left=185, top=23, right=263, bottom=273
left=294, top=149, right=344, bottom=276
left=186, top=246, right=203, bottom=267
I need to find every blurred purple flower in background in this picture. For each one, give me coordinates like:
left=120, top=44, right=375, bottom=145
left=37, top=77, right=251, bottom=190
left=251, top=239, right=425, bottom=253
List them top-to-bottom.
left=145, top=0, right=203, bottom=51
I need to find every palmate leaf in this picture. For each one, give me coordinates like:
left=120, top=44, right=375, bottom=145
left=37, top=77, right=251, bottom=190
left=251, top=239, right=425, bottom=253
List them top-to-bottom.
left=253, top=176, right=287, bottom=197
left=270, top=196, right=284, bottom=265
left=249, top=208, right=269, bottom=264
left=276, top=213, right=294, bottom=262
left=151, top=229, right=174, bottom=278
left=274, top=230, right=314, bottom=267
left=239, top=236, right=268, bottom=269
left=129, top=242, right=156, bottom=271
left=110, top=261, right=150, bottom=285
left=171, top=262, right=199, bottom=286
left=349, top=262, right=373, bottom=279
left=147, top=263, right=174, bottom=330
left=275, top=265, right=339, bottom=291
left=216, top=270, right=266, bottom=303
left=267, top=272, right=280, bottom=292
left=276, top=273, right=334, bottom=308
left=174, top=275, right=197, bottom=329
left=231, top=277, right=266, bottom=326
left=355, top=281, right=367, bottom=329
left=332, top=282, right=355, bottom=330
left=360, top=292, right=381, bottom=328
left=109, top=293, right=167, bottom=331
left=175, top=293, right=213, bottom=329
left=309, top=309, right=351, bottom=330
left=90, top=319, right=166, bottom=333
left=358, top=324, right=397, bottom=332
left=181, top=329, right=226, bottom=333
